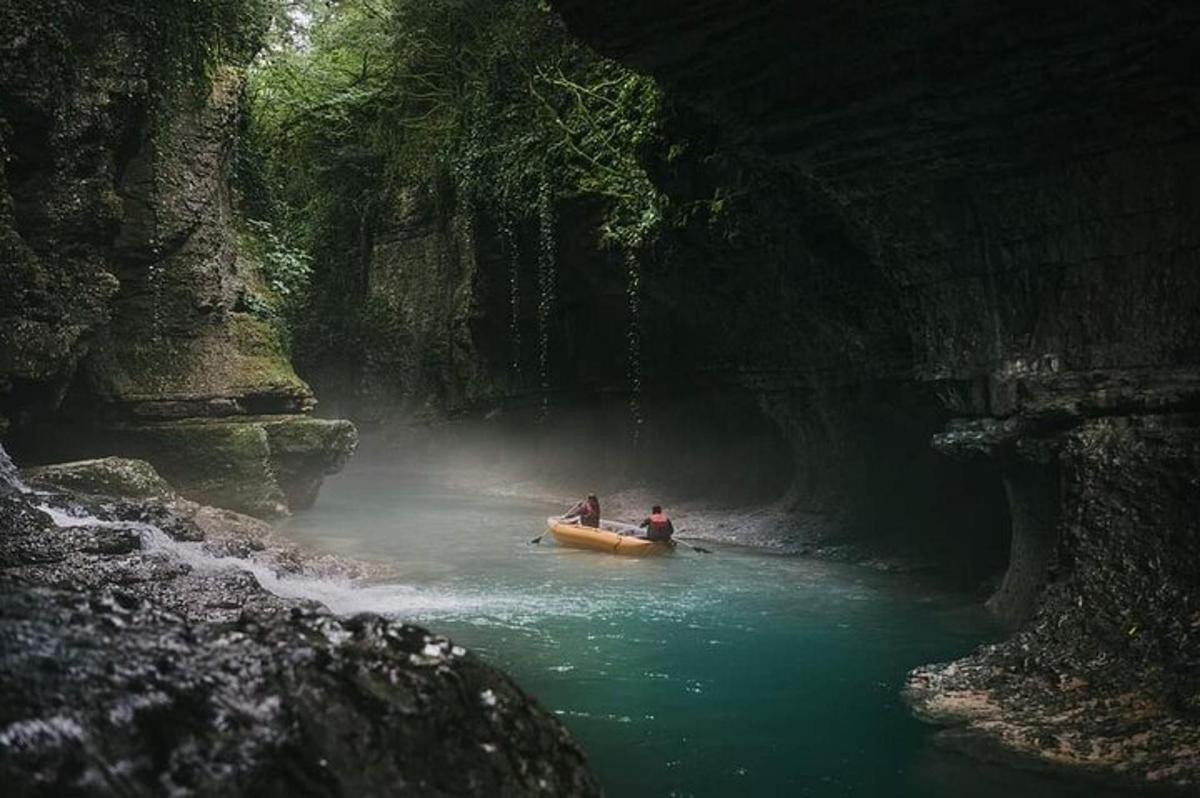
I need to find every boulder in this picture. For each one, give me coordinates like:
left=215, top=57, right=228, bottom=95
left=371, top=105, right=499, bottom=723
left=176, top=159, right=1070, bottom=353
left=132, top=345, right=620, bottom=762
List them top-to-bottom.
left=82, top=313, right=315, bottom=420
left=87, top=416, right=358, bottom=518
left=24, top=457, right=174, bottom=500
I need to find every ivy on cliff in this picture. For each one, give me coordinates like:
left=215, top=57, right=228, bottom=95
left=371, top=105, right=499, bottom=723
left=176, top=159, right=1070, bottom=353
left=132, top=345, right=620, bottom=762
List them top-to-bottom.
left=0, top=0, right=271, bottom=102
left=241, top=0, right=674, bottom=368
left=249, top=0, right=665, bottom=248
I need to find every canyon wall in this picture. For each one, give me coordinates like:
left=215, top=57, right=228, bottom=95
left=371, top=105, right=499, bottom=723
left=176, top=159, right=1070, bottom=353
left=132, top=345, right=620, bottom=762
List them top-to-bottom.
left=550, top=0, right=1200, bottom=783
left=0, top=2, right=356, bottom=516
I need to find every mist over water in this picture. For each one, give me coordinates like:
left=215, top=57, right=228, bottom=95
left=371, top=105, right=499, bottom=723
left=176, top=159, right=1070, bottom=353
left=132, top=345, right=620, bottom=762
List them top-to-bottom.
left=274, top=445, right=1170, bottom=798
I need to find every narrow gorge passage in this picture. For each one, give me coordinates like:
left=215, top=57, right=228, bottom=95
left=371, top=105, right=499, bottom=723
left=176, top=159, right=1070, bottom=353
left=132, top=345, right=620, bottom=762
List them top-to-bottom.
left=3, top=0, right=1198, bottom=794
left=272, top=451, right=1166, bottom=798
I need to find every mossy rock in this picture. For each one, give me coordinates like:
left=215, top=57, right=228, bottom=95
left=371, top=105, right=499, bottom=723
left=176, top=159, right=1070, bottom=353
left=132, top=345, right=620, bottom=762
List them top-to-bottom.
left=83, top=314, right=313, bottom=417
left=94, top=415, right=358, bottom=518
left=261, top=416, right=358, bottom=509
left=101, top=418, right=289, bottom=518
left=24, top=457, right=175, bottom=500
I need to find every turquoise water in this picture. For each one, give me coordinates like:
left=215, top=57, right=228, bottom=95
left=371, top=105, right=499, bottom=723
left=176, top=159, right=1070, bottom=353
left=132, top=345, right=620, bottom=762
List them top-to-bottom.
left=283, top=460, right=1165, bottom=797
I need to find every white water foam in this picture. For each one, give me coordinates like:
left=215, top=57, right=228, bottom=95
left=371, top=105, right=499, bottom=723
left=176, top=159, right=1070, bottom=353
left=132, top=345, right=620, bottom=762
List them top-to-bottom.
left=0, top=444, right=30, bottom=494
left=23, top=461, right=735, bottom=629
left=32, top=497, right=609, bottom=625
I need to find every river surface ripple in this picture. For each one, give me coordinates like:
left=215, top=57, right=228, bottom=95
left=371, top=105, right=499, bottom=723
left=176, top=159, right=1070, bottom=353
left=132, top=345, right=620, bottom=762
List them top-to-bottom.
left=280, top=461, right=1165, bottom=798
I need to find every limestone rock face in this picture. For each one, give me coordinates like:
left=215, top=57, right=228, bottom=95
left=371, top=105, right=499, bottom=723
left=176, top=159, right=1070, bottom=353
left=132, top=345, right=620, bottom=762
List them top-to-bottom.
left=552, top=0, right=1200, bottom=785
left=0, top=4, right=356, bottom=516
left=308, top=190, right=488, bottom=418
left=82, top=313, right=315, bottom=420
left=64, top=416, right=360, bottom=518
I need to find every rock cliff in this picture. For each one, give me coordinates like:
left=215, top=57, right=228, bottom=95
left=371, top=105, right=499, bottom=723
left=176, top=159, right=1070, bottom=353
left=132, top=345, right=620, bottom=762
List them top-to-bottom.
left=549, top=0, right=1200, bottom=785
left=0, top=1, right=356, bottom=517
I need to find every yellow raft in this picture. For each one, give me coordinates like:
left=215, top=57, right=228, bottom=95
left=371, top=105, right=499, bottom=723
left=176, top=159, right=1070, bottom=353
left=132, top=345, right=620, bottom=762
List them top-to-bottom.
left=546, top=517, right=673, bottom=557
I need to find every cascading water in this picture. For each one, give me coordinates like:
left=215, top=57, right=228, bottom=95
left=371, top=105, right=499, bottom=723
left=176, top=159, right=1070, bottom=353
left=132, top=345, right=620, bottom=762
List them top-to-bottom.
left=456, top=122, right=482, bottom=256
left=536, top=175, right=557, bottom=420
left=460, top=206, right=476, bottom=257
left=501, top=214, right=522, bottom=376
left=624, top=247, right=644, bottom=445
left=0, top=443, right=27, bottom=493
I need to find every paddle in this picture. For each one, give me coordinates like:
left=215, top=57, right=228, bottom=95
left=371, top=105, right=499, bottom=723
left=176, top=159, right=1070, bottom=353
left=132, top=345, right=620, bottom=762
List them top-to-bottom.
left=530, top=516, right=576, bottom=545
left=673, top=535, right=712, bottom=554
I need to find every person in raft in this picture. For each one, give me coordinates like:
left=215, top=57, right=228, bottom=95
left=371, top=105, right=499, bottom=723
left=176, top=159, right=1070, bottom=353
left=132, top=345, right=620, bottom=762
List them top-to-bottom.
left=564, top=494, right=601, bottom=527
left=639, top=505, right=675, bottom=542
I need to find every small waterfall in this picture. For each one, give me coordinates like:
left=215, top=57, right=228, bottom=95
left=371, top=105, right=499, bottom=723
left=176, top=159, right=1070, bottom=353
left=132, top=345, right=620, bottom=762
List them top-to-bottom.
left=536, top=176, right=557, bottom=420
left=459, top=198, right=476, bottom=263
left=501, top=215, right=522, bottom=376
left=624, top=248, right=644, bottom=445
left=0, top=443, right=27, bottom=493
left=32, top=494, right=595, bottom=624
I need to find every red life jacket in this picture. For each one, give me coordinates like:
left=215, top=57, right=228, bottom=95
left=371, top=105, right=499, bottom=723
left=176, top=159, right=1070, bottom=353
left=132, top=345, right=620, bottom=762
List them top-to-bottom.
left=647, top=512, right=671, bottom=539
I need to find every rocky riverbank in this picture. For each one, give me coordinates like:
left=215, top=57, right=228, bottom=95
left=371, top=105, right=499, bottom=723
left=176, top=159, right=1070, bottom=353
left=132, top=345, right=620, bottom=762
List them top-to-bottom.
left=0, top=448, right=600, bottom=795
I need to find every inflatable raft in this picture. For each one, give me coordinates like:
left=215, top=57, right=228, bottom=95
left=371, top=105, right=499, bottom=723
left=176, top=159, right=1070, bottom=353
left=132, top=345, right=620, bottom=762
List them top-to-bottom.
left=546, top=517, right=673, bottom=557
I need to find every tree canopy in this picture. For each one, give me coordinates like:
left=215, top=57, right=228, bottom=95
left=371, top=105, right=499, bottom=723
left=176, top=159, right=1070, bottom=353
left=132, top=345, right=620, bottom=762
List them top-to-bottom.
left=246, top=0, right=669, bottom=253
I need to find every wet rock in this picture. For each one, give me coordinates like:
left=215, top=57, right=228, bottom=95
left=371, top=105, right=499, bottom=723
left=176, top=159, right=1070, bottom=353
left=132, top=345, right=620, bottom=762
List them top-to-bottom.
left=905, top=415, right=1200, bottom=786
left=43, top=416, right=358, bottom=519
left=24, top=458, right=174, bottom=500
left=0, top=460, right=600, bottom=796
left=0, top=588, right=599, bottom=796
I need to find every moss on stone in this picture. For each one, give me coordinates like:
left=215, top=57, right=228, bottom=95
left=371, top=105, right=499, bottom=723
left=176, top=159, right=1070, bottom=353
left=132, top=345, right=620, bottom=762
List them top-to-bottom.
left=85, top=313, right=311, bottom=407
left=89, top=414, right=357, bottom=518
left=261, top=416, right=358, bottom=510
left=102, top=418, right=288, bottom=518
left=24, top=457, right=175, bottom=500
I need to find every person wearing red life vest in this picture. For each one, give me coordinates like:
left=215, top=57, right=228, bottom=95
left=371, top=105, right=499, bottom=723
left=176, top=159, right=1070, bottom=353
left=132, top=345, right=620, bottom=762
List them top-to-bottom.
left=564, top=494, right=600, bottom=528
left=639, top=505, right=674, bottom=542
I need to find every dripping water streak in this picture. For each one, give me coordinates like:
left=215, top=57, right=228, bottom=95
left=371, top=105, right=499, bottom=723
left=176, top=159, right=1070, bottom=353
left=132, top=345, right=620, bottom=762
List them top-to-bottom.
left=536, top=176, right=557, bottom=420
left=502, top=216, right=522, bottom=375
left=625, top=248, right=644, bottom=445
left=148, top=250, right=164, bottom=340
left=0, top=445, right=30, bottom=494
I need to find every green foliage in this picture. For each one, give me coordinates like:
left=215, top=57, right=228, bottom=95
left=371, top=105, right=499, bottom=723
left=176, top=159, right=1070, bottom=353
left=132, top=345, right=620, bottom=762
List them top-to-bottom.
left=0, top=0, right=271, bottom=102
left=242, top=0, right=675, bottom=368
left=247, top=0, right=668, bottom=253
left=237, top=218, right=312, bottom=351
left=244, top=219, right=312, bottom=300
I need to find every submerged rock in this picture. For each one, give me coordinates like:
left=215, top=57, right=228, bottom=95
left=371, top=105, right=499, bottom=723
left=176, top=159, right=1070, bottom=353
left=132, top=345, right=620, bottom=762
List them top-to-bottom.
left=0, top=459, right=600, bottom=796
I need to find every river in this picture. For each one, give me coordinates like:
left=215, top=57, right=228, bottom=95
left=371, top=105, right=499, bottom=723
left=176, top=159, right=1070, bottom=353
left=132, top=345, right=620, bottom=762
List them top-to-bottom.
left=280, top=457, right=1165, bottom=797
